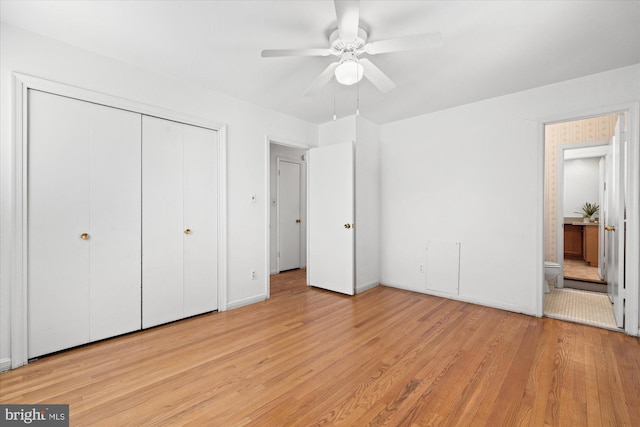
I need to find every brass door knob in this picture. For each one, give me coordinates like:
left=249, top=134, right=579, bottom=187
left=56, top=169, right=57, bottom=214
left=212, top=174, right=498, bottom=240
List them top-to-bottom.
left=295, top=219, right=301, bottom=223
left=344, top=224, right=351, bottom=229
left=604, top=226, right=616, bottom=231
left=185, top=229, right=192, bottom=235
left=80, top=233, right=89, bottom=240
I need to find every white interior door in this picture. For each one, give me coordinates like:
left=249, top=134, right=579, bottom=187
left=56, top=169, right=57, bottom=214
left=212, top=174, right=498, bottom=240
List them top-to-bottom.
left=606, top=114, right=625, bottom=328
left=142, top=116, right=184, bottom=328
left=183, top=125, right=218, bottom=317
left=308, top=141, right=354, bottom=295
left=278, top=159, right=302, bottom=272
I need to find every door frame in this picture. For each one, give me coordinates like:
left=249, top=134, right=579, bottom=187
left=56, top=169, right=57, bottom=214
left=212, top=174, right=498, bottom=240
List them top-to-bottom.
left=8, top=73, right=228, bottom=369
left=540, top=102, right=639, bottom=337
left=265, top=136, right=313, bottom=299
left=556, top=141, right=610, bottom=289
left=276, top=157, right=304, bottom=274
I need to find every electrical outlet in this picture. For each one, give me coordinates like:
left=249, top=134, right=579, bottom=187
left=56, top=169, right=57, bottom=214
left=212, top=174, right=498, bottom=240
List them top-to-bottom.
left=249, top=194, right=256, bottom=204
left=419, top=264, right=424, bottom=273
left=250, top=269, right=257, bottom=280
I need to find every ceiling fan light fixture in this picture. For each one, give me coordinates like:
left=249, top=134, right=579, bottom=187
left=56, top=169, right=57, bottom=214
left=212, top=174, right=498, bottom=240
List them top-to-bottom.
left=335, top=60, right=364, bottom=86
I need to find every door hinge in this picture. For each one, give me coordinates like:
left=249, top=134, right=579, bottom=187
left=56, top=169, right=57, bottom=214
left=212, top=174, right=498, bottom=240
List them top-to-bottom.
left=278, top=170, right=280, bottom=175
left=277, top=251, right=280, bottom=257
left=620, top=289, right=626, bottom=299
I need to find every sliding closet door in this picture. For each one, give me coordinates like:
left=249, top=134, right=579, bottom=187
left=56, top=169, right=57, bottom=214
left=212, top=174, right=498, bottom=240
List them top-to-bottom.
left=28, top=90, right=141, bottom=358
left=142, top=116, right=184, bottom=328
left=183, top=125, right=218, bottom=317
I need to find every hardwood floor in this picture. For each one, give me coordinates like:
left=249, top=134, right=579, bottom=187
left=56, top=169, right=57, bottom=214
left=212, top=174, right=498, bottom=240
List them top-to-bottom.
left=2, top=269, right=639, bottom=426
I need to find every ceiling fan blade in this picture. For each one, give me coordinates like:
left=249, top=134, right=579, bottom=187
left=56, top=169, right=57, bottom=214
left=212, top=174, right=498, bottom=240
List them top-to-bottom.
left=334, top=0, right=360, bottom=41
left=365, top=33, right=443, bottom=55
left=261, top=48, right=332, bottom=58
left=360, top=59, right=395, bottom=93
left=304, top=62, right=339, bottom=97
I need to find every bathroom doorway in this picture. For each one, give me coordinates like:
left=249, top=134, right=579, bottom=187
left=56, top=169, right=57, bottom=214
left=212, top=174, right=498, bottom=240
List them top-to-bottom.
left=543, top=114, right=624, bottom=330
left=559, top=146, right=608, bottom=290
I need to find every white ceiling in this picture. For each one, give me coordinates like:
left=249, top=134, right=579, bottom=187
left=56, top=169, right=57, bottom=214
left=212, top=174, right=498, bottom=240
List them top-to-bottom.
left=1, top=1, right=639, bottom=124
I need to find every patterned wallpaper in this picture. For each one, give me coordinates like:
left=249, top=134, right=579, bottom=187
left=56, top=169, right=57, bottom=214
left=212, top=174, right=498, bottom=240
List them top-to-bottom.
left=544, top=115, right=618, bottom=262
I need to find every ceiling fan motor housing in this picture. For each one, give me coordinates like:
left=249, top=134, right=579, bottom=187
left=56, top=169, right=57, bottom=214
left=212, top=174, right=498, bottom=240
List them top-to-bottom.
left=329, top=28, right=368, bottom=56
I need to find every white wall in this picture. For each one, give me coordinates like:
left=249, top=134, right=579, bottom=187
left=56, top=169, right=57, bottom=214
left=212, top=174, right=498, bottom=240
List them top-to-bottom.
left=0, top=23, right=318, bottom=364
left=380, top=64, right=640, bottom=316
left=318, top=115, right=356, bottom=145
left=355, top=117, right=381, bottom=292
left=269, top=144, right=307, bottom=274
left=564, top=158, right=600, bottom=218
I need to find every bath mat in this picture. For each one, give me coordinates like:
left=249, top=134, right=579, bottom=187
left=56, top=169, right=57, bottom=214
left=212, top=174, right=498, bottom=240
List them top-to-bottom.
left=544, top=288, right=619, bottom=331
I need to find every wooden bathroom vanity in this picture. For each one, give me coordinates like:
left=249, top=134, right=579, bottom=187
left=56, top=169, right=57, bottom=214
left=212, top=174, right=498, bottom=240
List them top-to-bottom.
left=564, top=222, right=599, bottom=267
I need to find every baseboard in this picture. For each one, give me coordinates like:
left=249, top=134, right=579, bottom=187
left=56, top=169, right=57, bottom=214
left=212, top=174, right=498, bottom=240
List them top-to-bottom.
left=270, top=269, right=278, bottom=275
left=380, top=280, right=537, bottom=317
left=356, top=281, right=379, bottom=294
left=227, top=293, right=268, bottom=310
left=0, top=358, right=11, bottom=372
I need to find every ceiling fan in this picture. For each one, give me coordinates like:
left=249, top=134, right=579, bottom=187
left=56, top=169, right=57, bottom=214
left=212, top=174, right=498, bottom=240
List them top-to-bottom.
left=261, top=0, right=442, bottom=96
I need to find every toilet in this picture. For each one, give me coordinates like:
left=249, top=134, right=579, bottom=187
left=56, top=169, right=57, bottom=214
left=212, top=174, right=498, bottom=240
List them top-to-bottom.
left=544, top=261, right=561, bottom=293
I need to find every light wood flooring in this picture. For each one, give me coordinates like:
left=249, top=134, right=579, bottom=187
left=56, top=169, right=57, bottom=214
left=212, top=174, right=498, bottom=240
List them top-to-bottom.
left=564, top=258, right=605, bottom=283
left=1, top=269, right=639, bottom=426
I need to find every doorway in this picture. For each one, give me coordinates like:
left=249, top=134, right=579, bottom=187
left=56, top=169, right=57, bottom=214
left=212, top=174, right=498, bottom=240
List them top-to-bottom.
left=543, top=114, right=624, bottom=330
left=268, top=141, right=308, bottom=294
left=560, top=146, right=608, bottom=290
left=276, top=158, right=303, bottom=272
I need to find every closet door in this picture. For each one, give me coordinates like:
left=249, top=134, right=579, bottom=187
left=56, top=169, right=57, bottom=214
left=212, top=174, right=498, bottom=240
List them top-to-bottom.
left=28, top=90, right=141, bottom=358
left=28, top=91, right=91, bottom=358
left=89, top=105, right=142, bottom=341
left=142, top=116, right=184, bottom=328
left=142, top=117, right=218, bottom=327
left=183, top=125, right=218, bottom=317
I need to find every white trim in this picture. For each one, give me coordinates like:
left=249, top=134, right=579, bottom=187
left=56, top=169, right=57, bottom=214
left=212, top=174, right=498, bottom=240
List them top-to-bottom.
left=9, top=73, right=229, bottom=368
left=13, top=73, right=225, bottom=131
left=11, top=74, right=28, bottom=369
left=540, top=102, right=640, bottom=337
left=624, top=103, right=640, bottom=337
left=536, top=123, right=545, bottom=317
left=217, top=126, right=228, bottom=312
left=264, top=135, right=313, bottom=299
left=265, top=137, right=270, bottom=298
left=564, top=143, right=610, bottom=160
left=556, top=148, right=565, bottom=290
left=355, top=281, right=379, bottom=294
left=381, top=281, right=537, bottom=317
left=226, top=294, right=268, bottom=311
left=0, top=358, right=11, bottom=373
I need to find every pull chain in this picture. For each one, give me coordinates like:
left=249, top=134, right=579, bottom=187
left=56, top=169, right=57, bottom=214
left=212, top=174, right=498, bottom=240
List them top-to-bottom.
left=356, top=74, right=360, bottom=116
left=333, top=84, right=337, bottom=121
